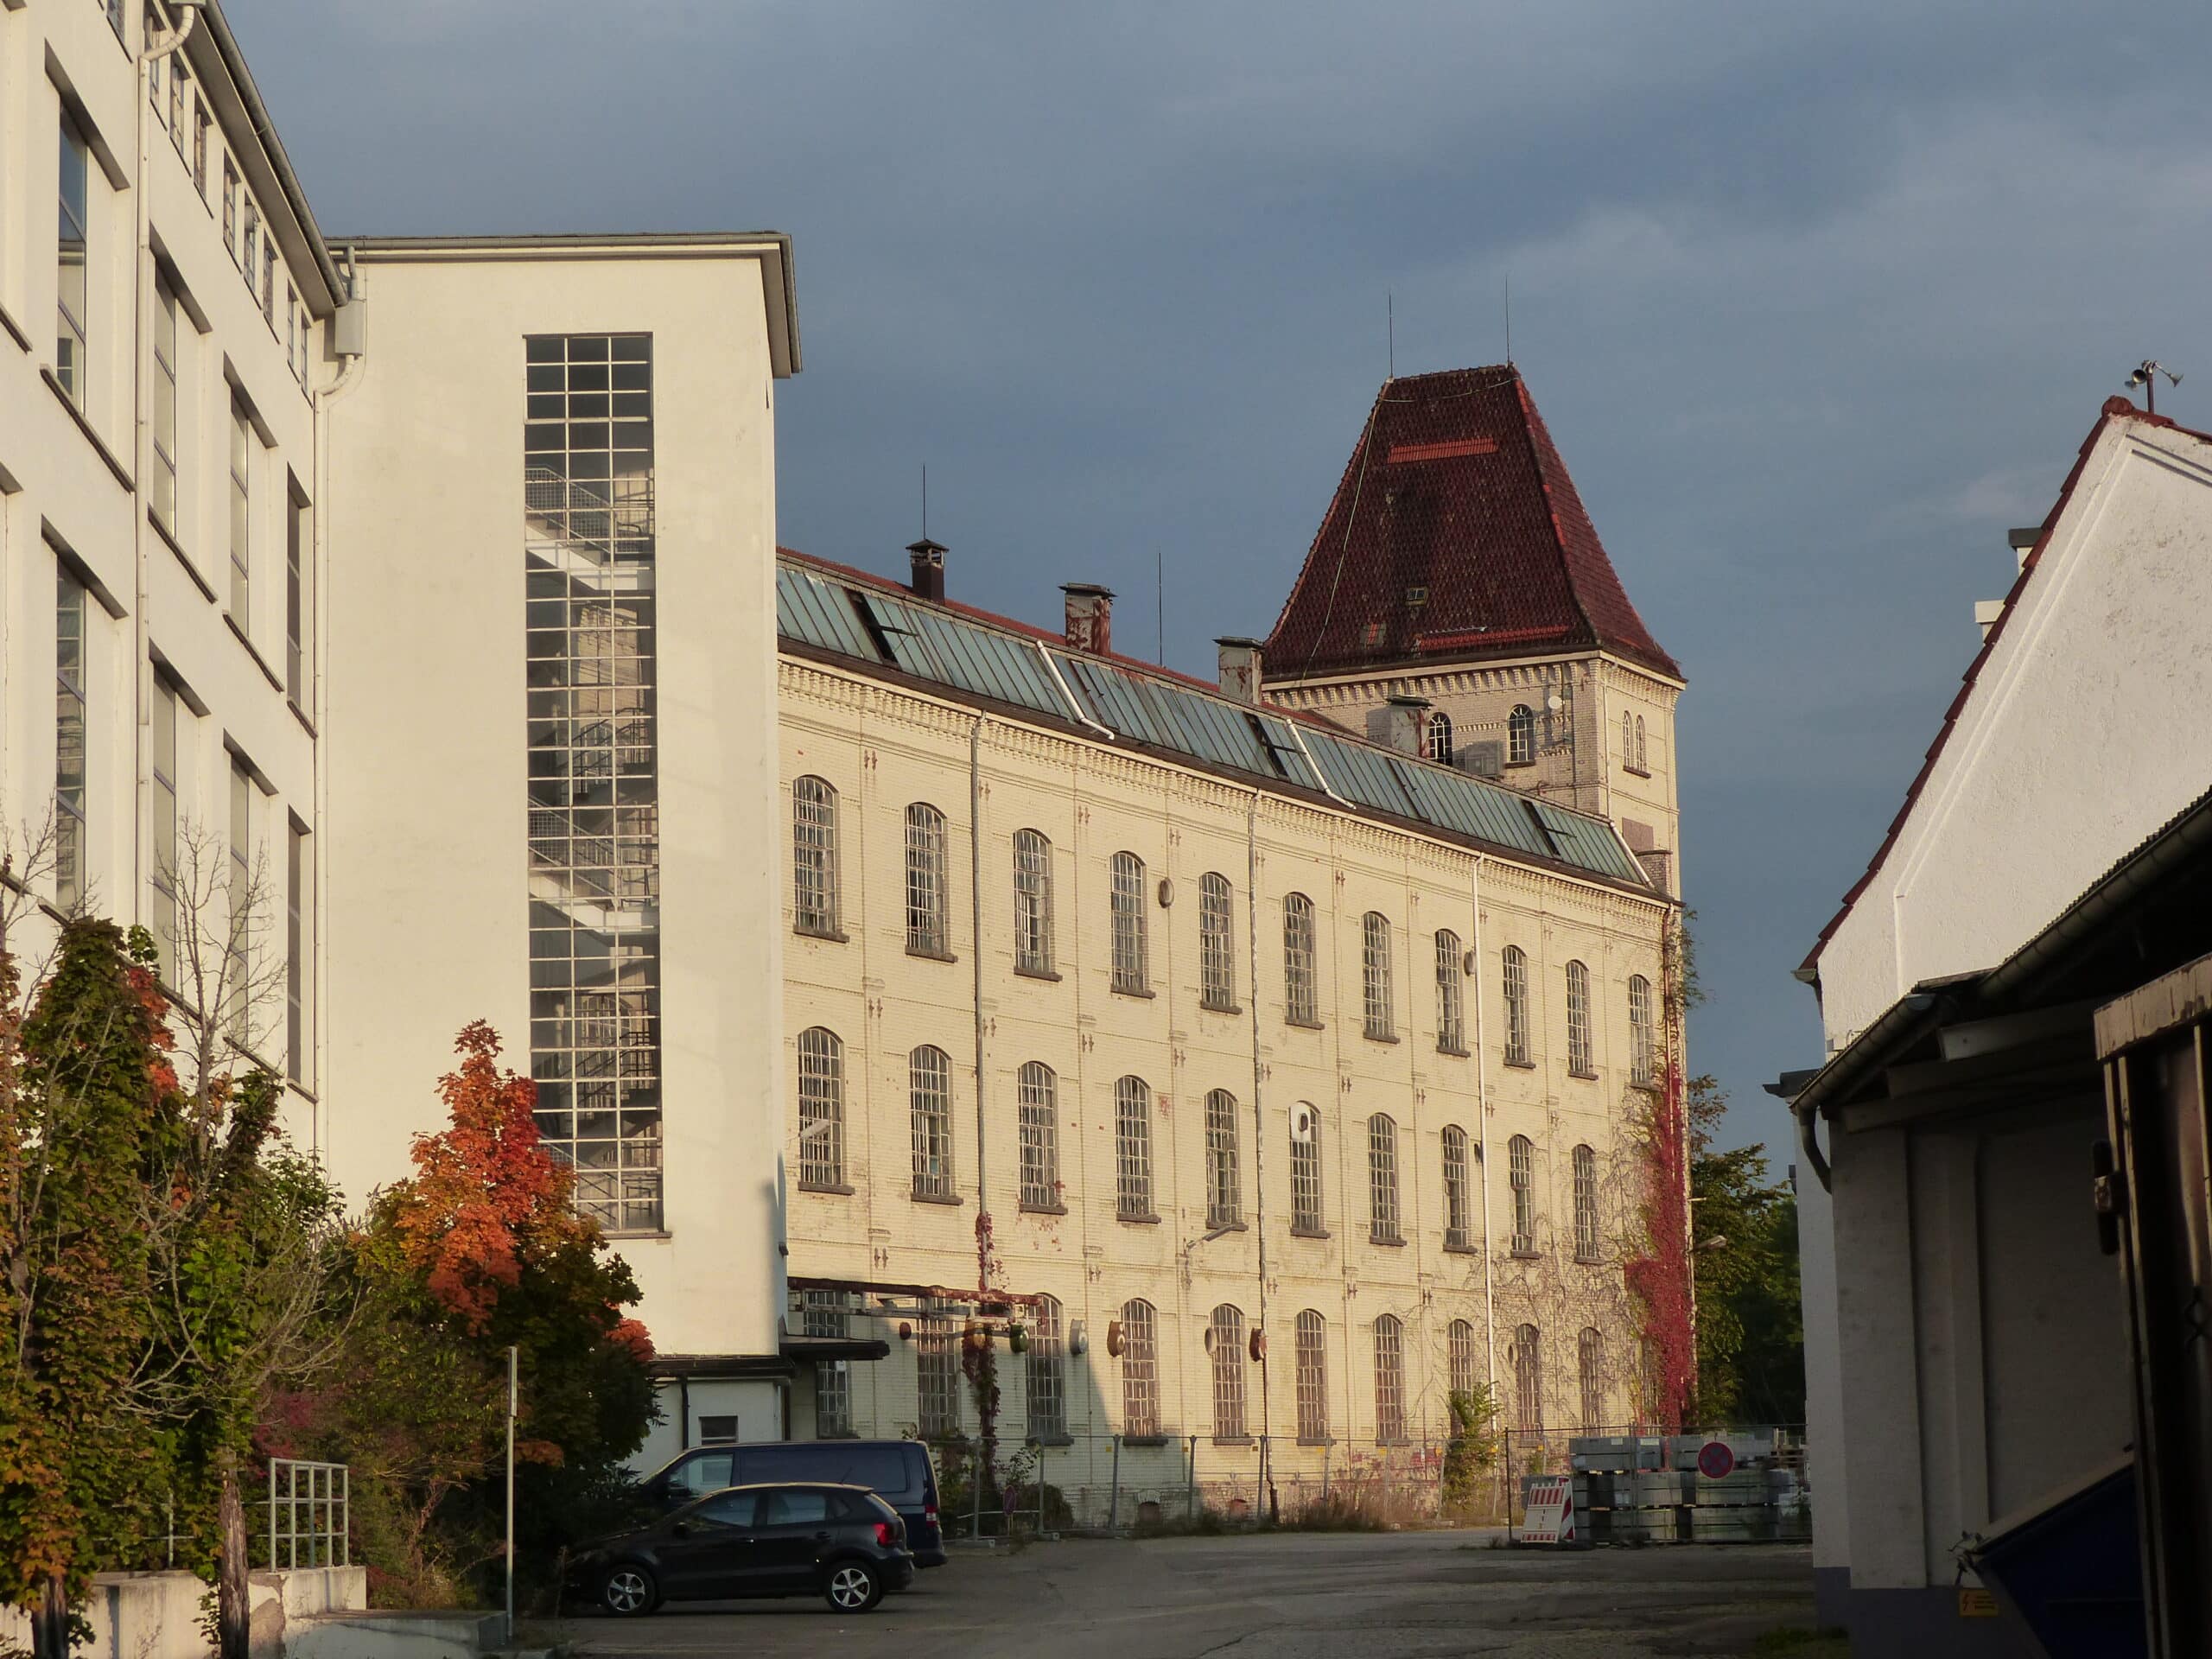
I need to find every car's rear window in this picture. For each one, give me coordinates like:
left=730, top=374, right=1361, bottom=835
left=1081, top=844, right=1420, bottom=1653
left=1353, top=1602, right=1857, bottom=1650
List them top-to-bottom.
left=740, top=1443, right=915, bottom=1497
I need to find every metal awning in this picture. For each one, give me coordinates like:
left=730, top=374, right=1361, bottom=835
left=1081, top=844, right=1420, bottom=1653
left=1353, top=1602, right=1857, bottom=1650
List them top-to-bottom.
left=779, top=1333, right=893, bottom=1364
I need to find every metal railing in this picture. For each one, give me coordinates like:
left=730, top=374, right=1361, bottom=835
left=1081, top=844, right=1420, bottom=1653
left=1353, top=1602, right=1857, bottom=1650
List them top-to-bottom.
left=268, top=1459, right=349, bottom=1569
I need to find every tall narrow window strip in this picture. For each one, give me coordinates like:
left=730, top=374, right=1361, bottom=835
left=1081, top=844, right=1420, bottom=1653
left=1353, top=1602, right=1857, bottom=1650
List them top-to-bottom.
left=168, top=54, right=189, bottom=156
left=193, top=99, right=210, bottom=196
left=57, top=111, right=90, bottom=408
left=222, top=158, right=238, bottom=259
left=152, top=276, right=179, bottom=527
left=523, top=333, right=663, bottom=1234
left=229, top=400, right=252, bottom=627
left=287, top=492, right=309, bottom=704
left=55, top=571, right=88, bottom=913
left=150, top=677, right=180, bottom=984
left=1508, top=704, right=1535, bottom=765
left=1622, top=709, right=1635, bottom=767
left=1636, top=715, right=1648, bottom=771
left=227, top=760, right=252, bottom=1040
left=791, top=776, right=840, bottom=936
left=904, top=803, right=948, bottom=955
left=286, top=821, right=308, bottom=1085
left=1013, top=830, right=1054, bottom=973
left=1109, top=851, right=1147, bottom=992
left=1199, top=872, right=1236, bottom=1008
left=1283, top=893, right=1318, bottom=1024
left=1362, top=911, right=1394, bottom=1039
left=1434, top=929, right=1465, bottom=1052
left=1503, top=944, right=1530, bottom=1065
left=1566, top=959, right=1594, bottom=1076
left=1628, top=974, right=1656, bottom=1085
left=796, top=1027, right=844, bottom=1191
left=909, top=1046, right=955, bottom=1200
left=1017, top=1062, right=1059, bottom=1210
left=1115, top=1076, right=1154, bottom=1219
left=1205, top=1089, right=1241, bottom=1228
left=1289, top=1104, right=1324, bottom=1233
left=1367, top=1113, right=1400, bottom=1243
left=1442, top=1125, right=1471, bottom=1249
left=1510, top=1134, right=1535, bottom=1253
left=1573, top=1143, right=1600, bottom=1262
left=805, top=1292, right=851, bottom=1437
left=1027, top=1295, right=1066, bottom=1440
left=1120, top=1300, right=1159, bottom=1439
left=918, top=1302, right=958, bottom=1437
left=1210, top=1305, right=1248, bottom=1440
left=1295, top=1310, right=1329, bottom=1441
left=1374, top=1315, right=1406, bottom=1443
left=1448, top=1319, right=1478, bottom=1401
left=1512, top=1324, right=1543, bottom=1432
left=1579, top=1327, right=1605, bottom=1427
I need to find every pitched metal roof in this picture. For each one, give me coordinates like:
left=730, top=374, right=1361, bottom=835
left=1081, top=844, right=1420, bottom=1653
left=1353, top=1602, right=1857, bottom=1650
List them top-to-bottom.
left=1263, top=366, right=1681, bottom=683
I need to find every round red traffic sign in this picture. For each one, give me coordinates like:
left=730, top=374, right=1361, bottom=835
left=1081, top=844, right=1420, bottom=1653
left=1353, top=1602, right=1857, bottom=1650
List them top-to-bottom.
left=1697, top=1440, right=1737, bottom=1479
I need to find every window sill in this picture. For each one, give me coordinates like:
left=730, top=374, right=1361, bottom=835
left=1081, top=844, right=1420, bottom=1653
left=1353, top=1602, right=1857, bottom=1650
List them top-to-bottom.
left=0, top=296, right=29, bottom=353
left=42, top=368, right=134, bottom=490
left=149, top=507, right=216, bottom=601
left=225, top=612, right=284, bottom=694
left=287, top=696, right=317, bottom=739
left=1624, top=765, right=1652, bottom=779
left=794, top=925, right=849, bottom=944
left=906, top=944, right=958, bottom=963
left=1014, top=964, right=1062, bottom=982
left=1112, top=983, right=1155, bottom=1000
left=1200, top=998, right=1243, bottom=1016
left=1285, top=1015, right=1325, bottom=1032
left=1363, top=1028, right=1399, bottom=1045
left=1436, top=1045, right=1471, bottom=1059
left=1503, top=1057, right=1537, bottom=1071
left=1567, top=1067, right=1599, bottom=1082
left=798, top=1180, right=855, bottom=1197
left=911, top=1192, right=965, bottom=1207
left=1018, top=1200, right=1068, bottom=1217
left=1116, top=1211, right=1161, bottom=1226
left=1205, top=1217, right=1248, bottom=1234
left=1288, top=1225, right=1331, bottom=1241
left=603, top=1229, right=674, bottom=1241
left=1368, top=1231, right=1406, bottom=1248
left=1444, top=1238, right=1476, bottom=1255
left=1510, top=1248, right=1542, bottom=1260
left=1573, top=1251, right=1604, bottom=1266
left=1027, top=1433, right=1075, bottom=1448
left=1121, top=1434, right=1172, bottom=1448
left=1211, top=1435, right=1254, bottom=1446
left=1297, top=1436, right=1336, bottom=1448
left=1376, top=1437, right=1414, bottom=1448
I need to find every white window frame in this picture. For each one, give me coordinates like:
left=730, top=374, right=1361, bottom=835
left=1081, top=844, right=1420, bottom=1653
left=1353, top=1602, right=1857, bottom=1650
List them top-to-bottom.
left=791, top=775, right=841, bottom=937
left=904, top=802, right=949, bottom=956
left=1013, top=830, right=1054, bottom=974
left=1109, top=850, right=1147, bottom=993
left=1198, top=871, right=1235, bottom=1009
left=1283, top=892, right=1319, bottom=1024
left=1362, top=911, right=1394, bottom=1040
left=1434, top=929, right=1465, bottom=1052
left=1503, top=944, right=1531, bottom=1065
left=1566, top=959, right=1595, bottom=1077
left=797, top=1027, right=844, bottom=1191
left=909, top=1045, right=955, bottom=1200
left=1017, top=1061, right=1058, bottom=1211
left=1115, top=1074, right=1154, bottom=1219
left=1205, top=1089, right=1241, bottom=1228
left=1290, top=1103, right=1324, bottom=1234
left=1367, top=1113, right=1401, bottom=1244
left=1442, top=1125, right=1471, bottom=1249
left=1510, top=1134, right=1535, bottom=1253
left=1573, top=1142, right=1600, bottom=1261
left=1120, top=1299, right=1159, bottom=1438
left=1210, top=1305, right=1248, bottom=1440
left=1295, top=1309, right=1329, bottom=1442
left=1374, top=1314, right=1407, bottom=1444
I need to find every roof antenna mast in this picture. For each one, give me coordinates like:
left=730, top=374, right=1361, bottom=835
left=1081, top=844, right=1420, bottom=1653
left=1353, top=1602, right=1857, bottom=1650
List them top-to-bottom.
left=1504, top=272, right=1512, bottom=366
left=1388, top=291, right=1395, bottom=381
left=921, top=464, right=928, bottom=539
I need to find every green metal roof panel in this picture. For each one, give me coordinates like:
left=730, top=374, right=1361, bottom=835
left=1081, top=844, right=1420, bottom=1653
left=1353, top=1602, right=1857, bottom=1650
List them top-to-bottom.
left=776, top=566, right=880, bottom=662
left=1257, top=716, right=1325, bottom=791
left=1305, top=731, right=1418, bottom=818
left=1532, top=800, right=1646, bottom=883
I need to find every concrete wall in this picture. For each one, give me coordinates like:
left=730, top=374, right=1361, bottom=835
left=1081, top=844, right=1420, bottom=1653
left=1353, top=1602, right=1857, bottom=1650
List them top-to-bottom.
left=0, top=1567, right=366, bottom=1659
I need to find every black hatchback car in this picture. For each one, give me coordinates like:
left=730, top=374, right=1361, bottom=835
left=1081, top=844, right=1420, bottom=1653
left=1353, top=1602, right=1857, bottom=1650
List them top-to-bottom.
left=640, top=1440, right=946, bottom=1567
left=568, top=1482, right=915, bottom=1615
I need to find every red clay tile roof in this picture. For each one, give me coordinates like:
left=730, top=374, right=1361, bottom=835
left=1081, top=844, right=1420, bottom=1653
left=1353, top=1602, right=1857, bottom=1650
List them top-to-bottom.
left=1264, top=366, right=1681, bottom=682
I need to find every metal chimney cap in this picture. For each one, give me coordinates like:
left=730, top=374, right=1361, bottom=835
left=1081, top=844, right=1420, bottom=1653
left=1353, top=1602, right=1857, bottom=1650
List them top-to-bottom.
left=906, top=537, right=948, bottom=558
left=1061, top=582, right=1116, bottom=598
left=1214, top=635, right=1265, bottom=650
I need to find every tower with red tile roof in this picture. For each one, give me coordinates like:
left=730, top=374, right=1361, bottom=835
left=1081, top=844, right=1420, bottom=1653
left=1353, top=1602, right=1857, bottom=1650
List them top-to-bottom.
left=1262, top=366, right=1684, bottom=892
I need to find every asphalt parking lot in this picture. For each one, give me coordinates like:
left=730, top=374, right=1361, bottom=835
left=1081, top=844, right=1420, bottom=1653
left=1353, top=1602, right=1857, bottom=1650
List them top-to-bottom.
left=558, top=1530, right=1819, bottom=1659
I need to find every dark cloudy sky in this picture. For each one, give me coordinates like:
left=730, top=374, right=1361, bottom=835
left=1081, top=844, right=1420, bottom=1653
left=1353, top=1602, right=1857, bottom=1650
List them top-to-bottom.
left=229, top=1, right=2212, bottom=1154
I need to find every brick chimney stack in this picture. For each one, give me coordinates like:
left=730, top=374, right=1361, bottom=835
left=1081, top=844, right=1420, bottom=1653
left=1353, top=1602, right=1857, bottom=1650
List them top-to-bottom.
left=907, top=537, right=947, bottom=602
left=1062, top=583, right=1115, bottom=655
left=1216, top=638, right=1264, bottom=704
left=1366, top=694, right=1429, bottom=756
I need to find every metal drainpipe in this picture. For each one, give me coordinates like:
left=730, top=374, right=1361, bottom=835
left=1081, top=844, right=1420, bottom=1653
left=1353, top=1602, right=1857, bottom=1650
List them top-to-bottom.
left=969, top=718, right=989, bottom=1257
left=1245, top=790, right=1271, bottom=1499
left=1471, top=856, right=1497, bottom=1394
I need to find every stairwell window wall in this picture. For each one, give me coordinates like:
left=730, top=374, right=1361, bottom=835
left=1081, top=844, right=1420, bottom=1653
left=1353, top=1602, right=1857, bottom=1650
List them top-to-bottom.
left=57, top=110, right=91, bottom=410
left=152, top=276, right=180, bottom=528
left=55, top=570, right=89, bottom=913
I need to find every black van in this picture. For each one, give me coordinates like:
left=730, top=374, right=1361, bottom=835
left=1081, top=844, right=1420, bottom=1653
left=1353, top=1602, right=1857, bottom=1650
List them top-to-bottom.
left=640, top=1441, right=945, bottom=1567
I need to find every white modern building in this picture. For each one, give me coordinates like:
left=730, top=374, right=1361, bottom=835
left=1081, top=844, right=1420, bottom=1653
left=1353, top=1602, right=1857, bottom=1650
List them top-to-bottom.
left=1784, top=397, right=2212, bottom=1655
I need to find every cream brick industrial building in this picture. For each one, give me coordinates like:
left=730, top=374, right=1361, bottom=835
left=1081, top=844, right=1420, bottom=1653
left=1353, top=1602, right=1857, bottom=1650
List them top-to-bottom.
left=775, top=367, right=1686, bottom=1513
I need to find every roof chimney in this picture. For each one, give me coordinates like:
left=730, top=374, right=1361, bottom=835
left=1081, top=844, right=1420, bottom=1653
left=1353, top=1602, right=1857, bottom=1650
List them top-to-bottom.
left=2006, top=526, right=2039, bottom=572
left=907, top=537, right=947, bottom=602
left=1062, top=583, right=1115, bottom=655
left=1216, top=638, right=1264, bottom=704
left=1367, top=694, right=1428, bottom=756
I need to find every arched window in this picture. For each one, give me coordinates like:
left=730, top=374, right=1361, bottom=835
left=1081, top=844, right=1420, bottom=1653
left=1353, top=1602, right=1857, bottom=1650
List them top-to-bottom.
left=1507, top=704, right=1535, bottom=765
left=1622, top=709, right=1634, bottom=768
left=1424, top=710, right=1453, bottom=764
left=1635, top=715, right=1648, bottom=772
left=791, top=775, right=839, bottom=935
left=904, top=803, right=949, bottom=956
left=1013, top=830, right=1054, bottom=974
left=1109, top=850, right=1147, bottom=992
left=1199, top=872, right=1236, bottom=1009
left=1283, top=893, right=1319, bottom=1025
left=1362, top=912, right=1394, bottom=1040
left=1434, top=929, right=1465, bottom=1052
left=1502, top=944, right=1531, bottom=1065
left=1565, top=959, right=1594, bottom=1077
left=1628, top=974, right=1656, bottom=1085
left=796, top=1027, right=843, bottom=1191
left=909, top=1045, right=954, bottom=1200
left=1017, top=1062, right=1059, bottom=1211
left=1115, top=1076, right=1154, bottom=1219
left=1205, top=1089, right=1242, bottom=1228
left=1290, top=1103, right=1325, bottom=1233
left=1367, top=1113, right=1401, bottom=1243
left=1441, top=1125, right=1471, bottom=1249
left=1509, top=1134, right=1535, bottom=1252
left=1573, top=1143, right=1599, bottom=1261
left=1027, top=1294, right=1066, bottom=1440
left=918, top=1299, right=959, bottom=1436
left=1121, top=1299, right=1159, bottom=1438
left=1210, top=1305, right=1248, bottom=1440
left=1294, top=1310, right=1329, bottom=1441
left=1374, top=1314, right=1407, bottom=1443
left=1448, top=1318, right=1478, bottom=1400
left=1511, top=1323, right=1543, bottom=1432
left=1579, top=1326, right=1605, bottom=1428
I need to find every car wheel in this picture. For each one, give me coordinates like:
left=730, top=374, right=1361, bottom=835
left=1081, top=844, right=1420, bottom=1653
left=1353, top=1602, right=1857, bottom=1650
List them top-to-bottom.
left=823, top=1559, right=883, bottom=1613
left=601, top=1563, right=658, bottom=1617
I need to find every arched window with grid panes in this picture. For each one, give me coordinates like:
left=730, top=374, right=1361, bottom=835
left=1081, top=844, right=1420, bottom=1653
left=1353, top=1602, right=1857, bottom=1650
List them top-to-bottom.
left=1508, top=704, right=1536, bottom=765
left=1622, top=709, right=1635, bottom=769
left=1425, top=710, right=1453, bottom=764
left=1636, top=715, right=1648, bottom=771
left=791, top=775, right=839, bottom=936
left=904, top=803, right=949, bottom=956
left=1013, top=830, right=1053, bottom=973
left=1109, top=851, right=1147, bottom=992
left=1199, top=872, right=1236, bottom=1010
left=1283, top=893, right=1319, bottom=1024
left=1362, top=912, right=1395, bottom=1039
left=1434, top=929, right=1465, bottom=1052
left=1503, top=944, right=1531, bottom=1065
left=1566, top=959, right=1594, bottom=1076
left=1629, top=974, right=1656, bottom=1085
left=796, top=1027, right=843, bottom=1191
left=910, top=1046, right=954, bottom=1200
left=1018, top=1062, right=1059, bottom=1211
left=1116, top=1076, right=1154, bottom=1219
left=1205, top=1089, right=1241, bottom=1227
left=1290, top=1103, right=1325, bottom=1234
left=1368, top=1113, right=1401, bottom=1243
left=1441, top=1125, right=1471, bottom=1249
left=1509, top=1134, right=1535, bottom=1252
left=1573, top=1143, right=1599, bottom=1261
left=1027, top=1294, right=1066, bottom=1440
left=1121, top=1299, right=1159, bottom=1437
left=918, top=1300, right=959, bottom=1436
left=1210, top=1305, right=1248, bottom=1440
left=1295, top=1309, right=1329, bottom=1441
left=1374, top=1314, right=1407, bottom=1443
left=1448, top=1318, right=1478, bottom=1400
left=1511, top=1323, right=1542, bottom=1433
left=1579, top=1326, right=1605, bottom=1427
